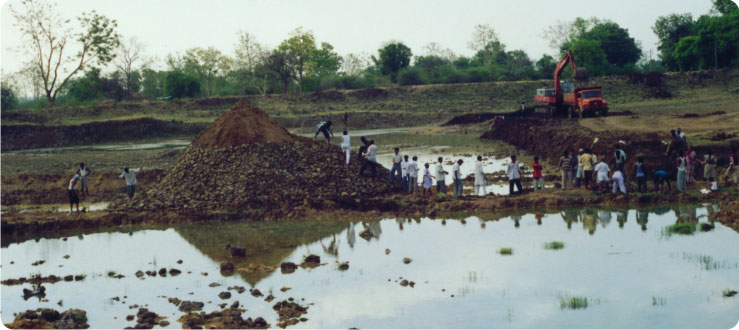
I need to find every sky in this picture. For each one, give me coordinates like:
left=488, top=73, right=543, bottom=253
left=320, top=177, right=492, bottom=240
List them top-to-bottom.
left=0, top=0, right=718, bottom=75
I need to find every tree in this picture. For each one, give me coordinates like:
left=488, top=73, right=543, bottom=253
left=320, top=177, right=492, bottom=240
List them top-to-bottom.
left=10, top=0, right=120, bottom=105
left=711, top=0, right=738, bottom=15
left=652, top=13, right=696, bottom=70
left=584, top=22, right=641, bottom=68
left=468, top=24, right=499, bottom=66
left=278, top=27, right=316, bottom=92
left=234, top=31, right=271, bottom=95
left=114, top=36, right=147, bottom=96
left=569, top=39, right=609, bottom=76
left=311, top=42, right=342, bottom=78
left=373, top=42, right=412, bottom=82
left=168, top=47, right=231, bottom=97
left=266, top=48, right=295, bottom=92
left=341, top=53, right=370, bottom=76
left=535, top=55, right=557, bottom=79
left=66, top=68, right=102, bottom=102
left=141, top=68, right=164, bottom=98
left=165, top=71, right=200, bottom=98
left=1, top=83, right=19, bottom=111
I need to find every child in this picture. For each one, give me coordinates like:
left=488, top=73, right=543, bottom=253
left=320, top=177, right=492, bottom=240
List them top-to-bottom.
left=341, top=131, right=351, bottom=165
left=474, top=155, right=487, bottom=196
left=408, top=156, right=419, bottom=194
left=532, top=156, right=544, bottom=191
left=435, top=157, right=448, bottom=194
left=594, top=157, right=610, bottom=193
left=422, top=163, right=435, bottom=196
left=68, top=174, right=80, bottom=215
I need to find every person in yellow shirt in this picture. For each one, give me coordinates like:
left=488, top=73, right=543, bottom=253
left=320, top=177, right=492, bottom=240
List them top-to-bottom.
left=579, top=148, right=595, bottom=189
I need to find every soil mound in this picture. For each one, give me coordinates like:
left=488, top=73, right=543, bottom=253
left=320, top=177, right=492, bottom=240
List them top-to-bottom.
left=192, top=102, right=296, bottom=148
left=113, top=103, right=392, bottom=214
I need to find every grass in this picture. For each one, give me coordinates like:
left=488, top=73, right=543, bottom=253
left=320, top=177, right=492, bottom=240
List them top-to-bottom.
left=665, top=222, right=696, bottom=235
left=544, top=241, right=565, bottom=250
left=499, top=247, right=513, bottom=255
left=723, top=289, right=737, bottom=297
left=559, top=296, right=588, bottom=310
left=652, top=296, right=666, bottom=306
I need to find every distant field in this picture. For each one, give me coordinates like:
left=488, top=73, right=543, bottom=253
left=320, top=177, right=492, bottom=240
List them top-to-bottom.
left=2, top=69, right=738, bottom=135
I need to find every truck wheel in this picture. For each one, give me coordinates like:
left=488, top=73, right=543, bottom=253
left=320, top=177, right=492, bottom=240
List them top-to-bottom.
left=601, top=108, right=608, bottom=117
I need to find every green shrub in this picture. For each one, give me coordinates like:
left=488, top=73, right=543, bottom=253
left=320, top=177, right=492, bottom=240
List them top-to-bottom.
left=398, top=67, right=425, bottom=86
left=165, top=71, right=201, bottom=98
left=666, top=222, right=696, bottom=235
left=544, top=241, right=565, bottom=250
left=499, top=247, right=513, bottom=255
left=560, top=296, right=588, bottom=309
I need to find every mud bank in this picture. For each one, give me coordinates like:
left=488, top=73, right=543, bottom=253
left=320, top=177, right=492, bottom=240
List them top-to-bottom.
left=481, top=116, right=738, bottom=178
left=1, top=118, right=206, bottom=151
left=1, top=170, right=165, bottom=206
left=4, top=187, right=737, bottom=239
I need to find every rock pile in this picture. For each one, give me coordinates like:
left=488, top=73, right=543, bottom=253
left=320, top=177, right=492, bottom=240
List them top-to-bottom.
left=113, top=102, right=392, bottom=214
left=4, top=308, right=89, bottom=329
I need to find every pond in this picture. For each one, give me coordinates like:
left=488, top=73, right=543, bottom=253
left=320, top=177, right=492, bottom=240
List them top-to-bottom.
left=2, top=204, right=738, bottom=328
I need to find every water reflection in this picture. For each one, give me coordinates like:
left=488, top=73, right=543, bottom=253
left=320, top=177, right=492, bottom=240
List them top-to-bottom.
left=2, top=204, right=737, bottom=329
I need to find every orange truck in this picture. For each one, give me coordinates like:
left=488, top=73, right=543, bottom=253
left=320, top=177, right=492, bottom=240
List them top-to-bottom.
left=534, top=50, right=608, bottom=117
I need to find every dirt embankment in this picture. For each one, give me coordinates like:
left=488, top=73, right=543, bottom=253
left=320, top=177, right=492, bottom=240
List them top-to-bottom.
left=481, top=116, right=737, bottom=177
left=1, top=118, right=207, bottom=151
left=1, top=170, right=165, bottom=206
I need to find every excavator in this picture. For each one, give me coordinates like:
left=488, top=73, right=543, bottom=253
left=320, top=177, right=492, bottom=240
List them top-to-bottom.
left=534, top=50, right=608, bottom=117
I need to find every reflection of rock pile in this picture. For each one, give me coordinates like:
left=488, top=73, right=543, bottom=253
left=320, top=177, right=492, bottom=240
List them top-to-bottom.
left=116, top=102, right=391, bottom=213
left=714, top=200, right=739, bottom=233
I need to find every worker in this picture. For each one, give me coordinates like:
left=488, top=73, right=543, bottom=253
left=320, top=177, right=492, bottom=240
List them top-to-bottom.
left=341, top=131, right=351, bottom=165
left=359, top=140, right=377, bottom=178
left=389, top=147, right=402, bottom=185
left=724, top=147, right=738, bottom=185
left=580, top=149, right=594, bottom=189
left=558, top=150, right=573, bottom=190
left=703, top=150, right=717, bottom=183
left=676, top=152, right=687, bottom=192
left=474, top=155, right=487, bottom=196
left=507, top=155, right=523, bottom=195
left=532, top=156, right=544, bottom=191
left=633, top=156, right=649, bottom=193
left=435, top=157, right=448, bottom=194
left=453, top=159, right=464, bottom=198
left=76, top=163, right=91, bottom=197
left=119, top=167, right=141, bottom=200
left=653, top=170, right=672, bottom=192
left=68, top=174, right=80, bottom=215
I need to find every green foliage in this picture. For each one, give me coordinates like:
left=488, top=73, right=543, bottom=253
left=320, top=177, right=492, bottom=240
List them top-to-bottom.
left=712, top=0, right=738, bottom=14
left=77, top=11, right=121, bottom=65
left=653, top=13, right=696, bottom=71
left=569, top=39, right=610, bottom=76
left=311, top=42, right=342, bottom=78
left=375, top=42, right=412, bottom=81
left=536, top=55, right=557, bottom=79
left=398, top=67, right=425, bottom=86
left=66, top=68, right=102, bottom=102
left=141, top=68, right=165, bottom=98
left=165, top=71, right=200, bottom=98
left=1, top=83, right=18, bottom=111
left=665, top=222, right=696, bottom=235
left=699, top=222, right=715, bottom=231
left=544, top=241, right=565, bottom=250
left=498, top=247, right=513, bottom=255
left=560, top=296, right=588, bottom=309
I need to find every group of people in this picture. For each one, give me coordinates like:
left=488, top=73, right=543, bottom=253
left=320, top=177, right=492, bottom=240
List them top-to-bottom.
left=66, top=162, right=141, bottom=215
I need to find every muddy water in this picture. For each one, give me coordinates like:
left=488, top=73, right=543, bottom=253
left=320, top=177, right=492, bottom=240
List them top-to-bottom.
left=2, top=205, right=738, bottom=328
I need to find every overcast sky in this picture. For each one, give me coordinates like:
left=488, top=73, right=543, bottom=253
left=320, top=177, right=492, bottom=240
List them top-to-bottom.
left=0, top=0, right=717, bottom=75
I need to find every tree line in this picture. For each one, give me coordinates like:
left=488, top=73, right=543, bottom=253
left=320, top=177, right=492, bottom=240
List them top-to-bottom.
left=1, top=0, right=737, bottom=109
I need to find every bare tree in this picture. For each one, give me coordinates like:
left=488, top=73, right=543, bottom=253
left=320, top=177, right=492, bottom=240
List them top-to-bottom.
left=10, top=0, right=120, bottom=105
left=468, top=24, right=499, bottom=66
left=234, top=31, right=270, bottom=95
left=114, top=36, right=148, bottom=94
left=422, top=42, right=456, bottom=61
left=341, top=52, right=370, bottom=76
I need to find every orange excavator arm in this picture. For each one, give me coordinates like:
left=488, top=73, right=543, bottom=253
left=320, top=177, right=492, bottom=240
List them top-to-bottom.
left=553, top=50, right=578, bottom=103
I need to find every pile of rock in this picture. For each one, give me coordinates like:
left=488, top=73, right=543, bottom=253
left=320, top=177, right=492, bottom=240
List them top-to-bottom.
left=112, top=102, right=392, bottom=214
left=4, top=308, right=89, bottom=329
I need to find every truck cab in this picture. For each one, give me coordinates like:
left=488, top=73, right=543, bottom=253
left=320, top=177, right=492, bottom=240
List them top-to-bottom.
left=564, top=86, right=608, bottom=117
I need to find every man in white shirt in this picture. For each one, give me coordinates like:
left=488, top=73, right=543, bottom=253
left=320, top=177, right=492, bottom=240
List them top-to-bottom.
left=341, top=131, right=351, bottom=165
left=359, top=140, right=378, bottom=178
left=389, top=147, right=402, bottom=186
left=400, top=155, right=409, bottom=192
left=474, top=155, right=487, bottom=196
left=507, top=155, right=522, bottom=195
left=407, top=156, right=419, bottom=194
left=435, top=157, right=448, bottom=194
left=453, top=159, right=463, bottom=198
left=594, top=159, right=610, bottom=194
left=77, top=162, right=91, bottom=197
left=120, top=167, right=141, bottom=200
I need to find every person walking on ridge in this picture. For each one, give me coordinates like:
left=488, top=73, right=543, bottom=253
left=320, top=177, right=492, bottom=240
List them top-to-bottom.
left=120, top=167, right=141, bottom=201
